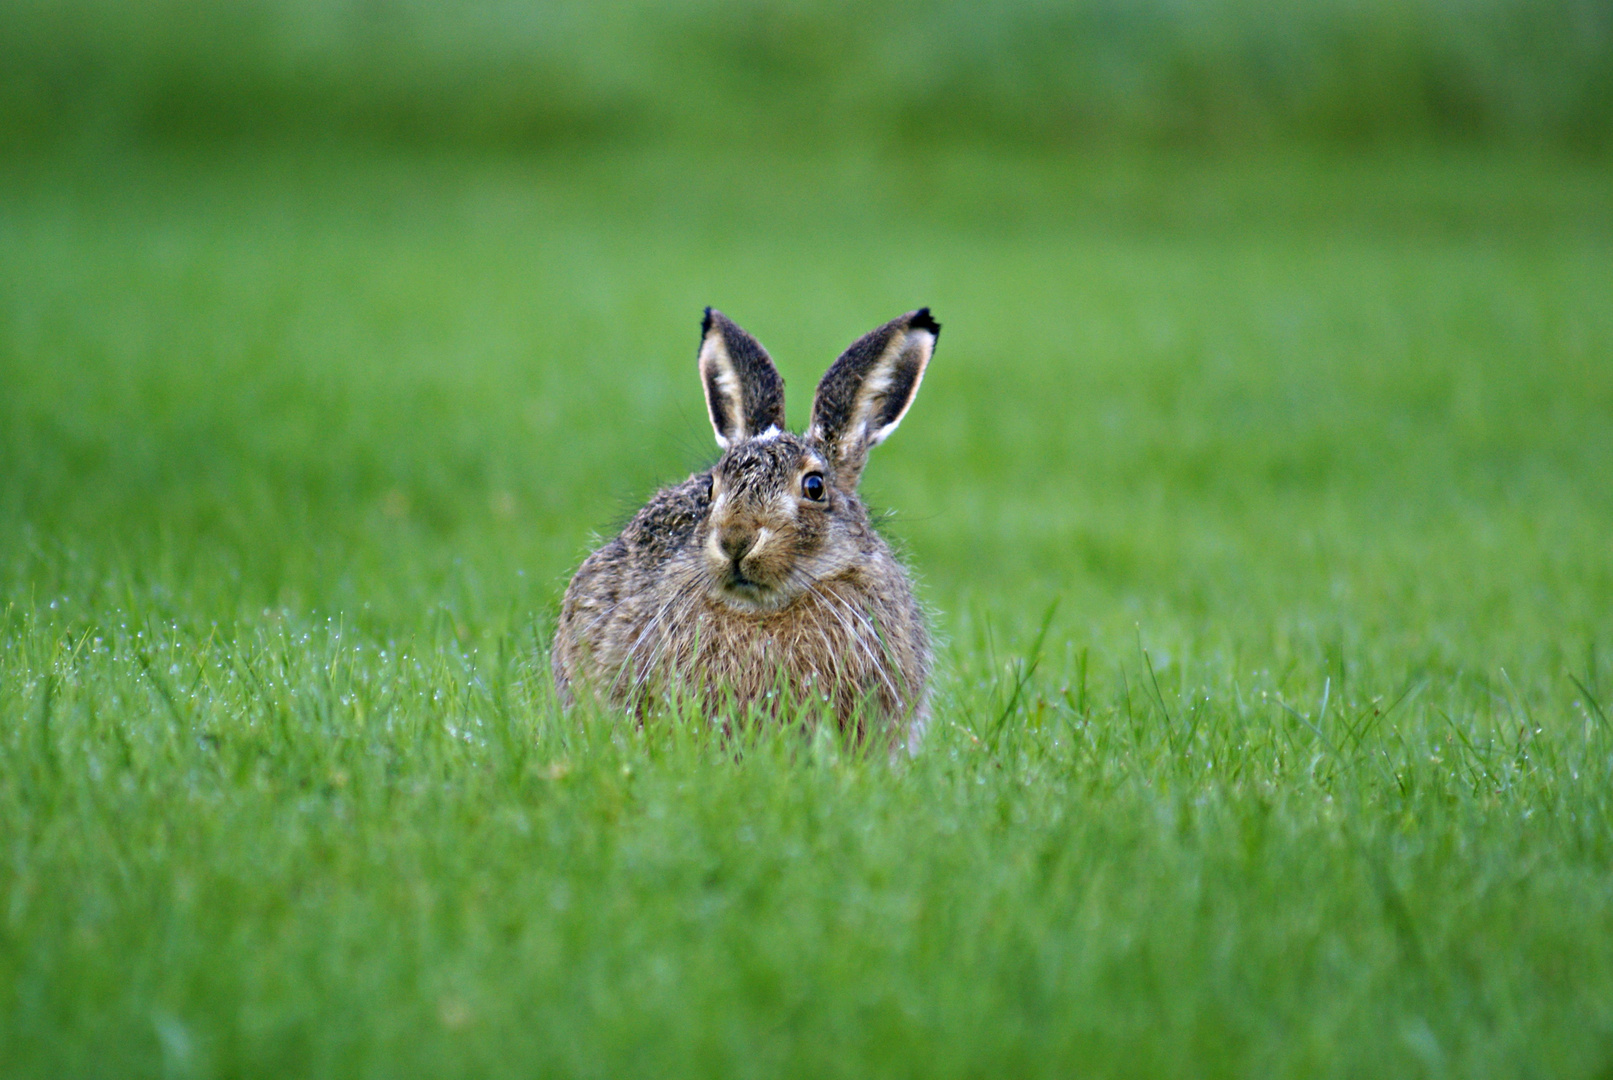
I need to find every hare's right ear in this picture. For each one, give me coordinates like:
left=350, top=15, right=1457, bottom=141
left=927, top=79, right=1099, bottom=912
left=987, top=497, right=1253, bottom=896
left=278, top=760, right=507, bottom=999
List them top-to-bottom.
left=698, top=309, right=786, bottom=448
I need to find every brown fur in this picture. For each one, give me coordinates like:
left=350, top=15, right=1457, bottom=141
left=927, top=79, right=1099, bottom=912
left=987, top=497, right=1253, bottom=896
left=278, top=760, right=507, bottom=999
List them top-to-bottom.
left=552, top=310, right=937, bottom=749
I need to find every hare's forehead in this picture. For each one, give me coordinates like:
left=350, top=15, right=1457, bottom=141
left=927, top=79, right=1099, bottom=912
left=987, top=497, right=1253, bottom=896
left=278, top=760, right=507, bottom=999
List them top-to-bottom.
left=714, top=434, right=820, bottom=493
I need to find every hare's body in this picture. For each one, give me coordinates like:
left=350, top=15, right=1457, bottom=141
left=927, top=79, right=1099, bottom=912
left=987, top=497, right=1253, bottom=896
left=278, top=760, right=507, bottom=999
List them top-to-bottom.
left=553, top=309, right=938, bottom=747
left=553, top=459, right=930, bottom=737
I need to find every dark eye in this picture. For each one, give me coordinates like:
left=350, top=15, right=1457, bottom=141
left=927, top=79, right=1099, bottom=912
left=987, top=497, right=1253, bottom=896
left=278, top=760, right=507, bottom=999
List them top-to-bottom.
left=801, top=472, right=826, bottom=501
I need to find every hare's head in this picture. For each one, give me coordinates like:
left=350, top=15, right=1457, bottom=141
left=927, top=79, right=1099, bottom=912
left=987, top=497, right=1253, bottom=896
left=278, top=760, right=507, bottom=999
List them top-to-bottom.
left=695, top=308, right=938, bottom=613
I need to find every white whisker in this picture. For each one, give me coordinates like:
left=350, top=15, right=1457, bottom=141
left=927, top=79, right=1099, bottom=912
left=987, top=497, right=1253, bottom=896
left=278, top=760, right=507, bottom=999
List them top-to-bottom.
left=794, top=571, right=901, bottom=710
left=615, top=574, right=704, bottom=700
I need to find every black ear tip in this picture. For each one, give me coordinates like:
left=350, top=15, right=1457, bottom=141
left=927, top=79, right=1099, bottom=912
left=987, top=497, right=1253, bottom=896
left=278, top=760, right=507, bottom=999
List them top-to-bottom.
left=702, top=307, right=716, bottom=336
left=909, top=308, right=940, bottom=336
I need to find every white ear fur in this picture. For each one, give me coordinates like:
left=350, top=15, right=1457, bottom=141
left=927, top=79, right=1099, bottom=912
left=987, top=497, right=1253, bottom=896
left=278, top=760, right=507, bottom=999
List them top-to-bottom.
left=698, top=309, right=786, bottom=449
left=863, top=330, right=933, bottom=448
left=698, top=334, right=742, bottom=449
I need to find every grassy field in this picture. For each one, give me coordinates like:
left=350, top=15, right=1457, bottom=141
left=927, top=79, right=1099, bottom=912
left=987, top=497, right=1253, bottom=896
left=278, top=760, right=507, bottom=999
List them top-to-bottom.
left=3, top=145, right=1613, bottom=1076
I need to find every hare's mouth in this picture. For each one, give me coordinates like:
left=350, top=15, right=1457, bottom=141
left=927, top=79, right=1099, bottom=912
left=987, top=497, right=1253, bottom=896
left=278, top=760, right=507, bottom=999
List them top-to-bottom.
left=714, top=571, right=792, bottom=612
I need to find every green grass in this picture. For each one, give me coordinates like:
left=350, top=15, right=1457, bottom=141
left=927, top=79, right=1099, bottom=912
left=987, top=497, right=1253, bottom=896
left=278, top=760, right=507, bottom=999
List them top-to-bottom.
left=3, top=145, right=1613, bottom=1076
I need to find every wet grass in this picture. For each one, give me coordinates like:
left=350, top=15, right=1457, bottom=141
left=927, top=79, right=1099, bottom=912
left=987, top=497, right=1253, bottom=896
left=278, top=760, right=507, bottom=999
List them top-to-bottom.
left=2, top=144, right=1612, bottom=1076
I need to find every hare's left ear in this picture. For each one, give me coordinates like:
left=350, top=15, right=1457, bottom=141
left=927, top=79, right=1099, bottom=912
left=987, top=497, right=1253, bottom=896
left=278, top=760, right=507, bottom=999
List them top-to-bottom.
left=807, top=308, right=938, bottom=486
left=698, top=309, right=787, bottom=448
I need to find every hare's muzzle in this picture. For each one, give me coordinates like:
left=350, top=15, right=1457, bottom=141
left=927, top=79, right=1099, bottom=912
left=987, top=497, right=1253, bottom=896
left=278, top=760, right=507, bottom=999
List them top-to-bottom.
left=705, top=523, right=789, bottom=609
left=717, top=529, right=758, bottom=567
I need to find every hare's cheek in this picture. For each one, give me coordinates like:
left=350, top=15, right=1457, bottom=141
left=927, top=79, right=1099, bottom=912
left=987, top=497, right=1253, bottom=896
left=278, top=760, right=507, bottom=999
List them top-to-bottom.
left=792, top=515, right=832, bottom=551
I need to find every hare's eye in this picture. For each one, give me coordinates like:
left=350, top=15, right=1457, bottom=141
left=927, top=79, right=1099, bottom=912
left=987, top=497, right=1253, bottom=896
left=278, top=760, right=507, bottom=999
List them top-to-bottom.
left=801, top=472, right=826, bottom=502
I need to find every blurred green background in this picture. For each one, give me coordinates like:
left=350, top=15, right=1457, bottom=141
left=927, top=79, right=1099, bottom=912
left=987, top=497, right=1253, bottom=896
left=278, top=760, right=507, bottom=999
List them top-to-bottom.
left=0, top=0, right=1606, bottom=155
left=4, top=0, right=1611, bottom=153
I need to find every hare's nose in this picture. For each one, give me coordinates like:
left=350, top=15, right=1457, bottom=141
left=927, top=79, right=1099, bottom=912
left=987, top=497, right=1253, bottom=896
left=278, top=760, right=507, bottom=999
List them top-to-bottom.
left=719, top=530, right=757, bottom=565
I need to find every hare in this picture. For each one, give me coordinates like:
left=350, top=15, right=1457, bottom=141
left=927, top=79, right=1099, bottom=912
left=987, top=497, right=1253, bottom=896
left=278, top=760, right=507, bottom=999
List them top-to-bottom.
left=552, top=308, right=938, bottom=749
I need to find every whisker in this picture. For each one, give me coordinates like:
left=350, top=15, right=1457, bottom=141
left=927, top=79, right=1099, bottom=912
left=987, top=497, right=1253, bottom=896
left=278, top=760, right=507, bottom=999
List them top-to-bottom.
left=797, top=572, right=901, bottom=710
left=624, top=575, right=705, bottom=700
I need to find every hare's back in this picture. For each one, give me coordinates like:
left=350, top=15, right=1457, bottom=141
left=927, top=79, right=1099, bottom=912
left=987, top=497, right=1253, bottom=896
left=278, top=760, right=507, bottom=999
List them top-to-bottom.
left=553, top=473, right=711, bottom=687
left=613, top=473, right=712, bottom=562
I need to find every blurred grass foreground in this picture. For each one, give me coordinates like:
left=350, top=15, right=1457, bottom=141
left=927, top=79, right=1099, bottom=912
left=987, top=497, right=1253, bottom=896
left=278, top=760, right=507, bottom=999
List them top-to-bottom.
left=4, top=0, right=1612, bottom=152
left=4, top=2, right=1613, bottom=1078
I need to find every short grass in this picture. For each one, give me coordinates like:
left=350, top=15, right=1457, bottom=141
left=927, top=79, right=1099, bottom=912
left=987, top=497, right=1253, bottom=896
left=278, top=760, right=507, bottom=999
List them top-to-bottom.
left=2, top=146, right=1612, bottom=1077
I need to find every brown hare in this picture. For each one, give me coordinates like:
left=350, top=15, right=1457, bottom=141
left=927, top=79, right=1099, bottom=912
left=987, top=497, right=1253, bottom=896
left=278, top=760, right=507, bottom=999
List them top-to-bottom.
left=552, top=308, right=938, bottom=750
